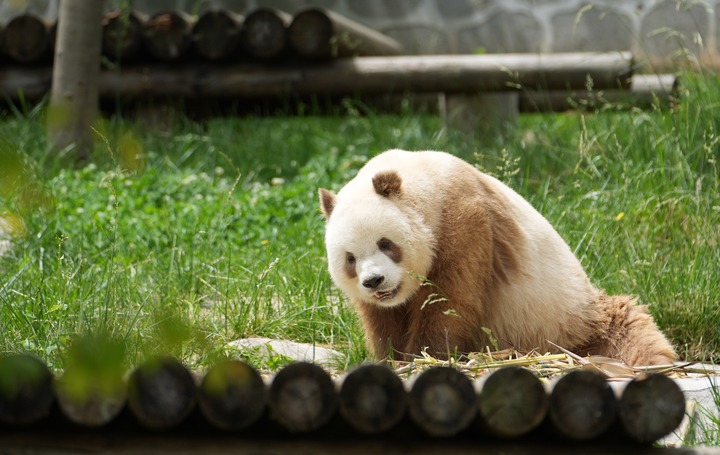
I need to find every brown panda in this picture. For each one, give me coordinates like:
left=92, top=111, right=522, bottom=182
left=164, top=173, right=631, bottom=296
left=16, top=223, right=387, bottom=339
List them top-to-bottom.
left=319, top=149, right=676, bottom=366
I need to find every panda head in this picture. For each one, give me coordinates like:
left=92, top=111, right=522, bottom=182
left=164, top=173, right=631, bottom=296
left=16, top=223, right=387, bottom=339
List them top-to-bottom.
left=319, top=170, right=435, bottom=308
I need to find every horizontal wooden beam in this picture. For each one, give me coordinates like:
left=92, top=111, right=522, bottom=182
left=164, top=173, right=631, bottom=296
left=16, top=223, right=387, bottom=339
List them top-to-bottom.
left=0, top=53, right=633, bottom=100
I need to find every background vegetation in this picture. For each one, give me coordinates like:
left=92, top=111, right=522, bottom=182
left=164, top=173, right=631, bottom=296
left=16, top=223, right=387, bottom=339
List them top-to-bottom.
left=0, top=74, right=718, bottom=375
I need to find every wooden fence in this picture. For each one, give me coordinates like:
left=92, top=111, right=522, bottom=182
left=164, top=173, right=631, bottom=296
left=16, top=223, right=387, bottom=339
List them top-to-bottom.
left=0, top=7, right=678, bottom=116
left=0, top=353, right=701, bottom=454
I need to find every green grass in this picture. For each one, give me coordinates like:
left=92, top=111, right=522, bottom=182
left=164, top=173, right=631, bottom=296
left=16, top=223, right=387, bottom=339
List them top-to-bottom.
left=0, top=73, right=718, bottom=376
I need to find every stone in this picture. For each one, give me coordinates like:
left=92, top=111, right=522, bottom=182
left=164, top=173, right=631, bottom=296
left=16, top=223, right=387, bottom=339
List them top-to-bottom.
left=347, top=0, right=423, bottom=20
left=640, top=0, right=710, bottom=65
left=552, top=5, right=633, bottom=52
left=458, top=10, right=544, bottom=54
left=383, top=25, right=451, bottom=54
left=228, top=337, right=347, bottom=367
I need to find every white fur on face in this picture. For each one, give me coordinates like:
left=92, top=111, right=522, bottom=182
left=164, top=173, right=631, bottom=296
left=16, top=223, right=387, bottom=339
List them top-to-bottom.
left=324, top=194, right=434, bottom=308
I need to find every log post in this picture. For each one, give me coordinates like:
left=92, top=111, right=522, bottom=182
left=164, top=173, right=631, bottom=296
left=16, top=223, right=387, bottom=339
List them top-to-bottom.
left=47, top=0, right=104, bottom=160
left=240, top=8, right=291, bottom=59
left=288, top=8, right=403, bottom=59
left=102, top=9, right=147, bottom=63
left=192, top=9, right=243, bottom=61
left=142, top=11, right=194, bottom=61
left=1, top=13, right=55, bottom=64
left=53, top=336, right=127, bottom=428
left=0, top=354, right=55, bottom=425
left=127, top=356, right=197, bottom=430
left=198, top=360, right=267, bottom=431
left=269, top=361, right=337, bottom=433
left=337, top=363, right=407, bottom=434
left=408, top=366, right=477, bottom=437
left=476, top=366, right=549, bottom=438
left=54, top=367, right=126, bottom=428
left=548, top=370, right=617, bottom=440
left=618, top=373, right=686, bottom=444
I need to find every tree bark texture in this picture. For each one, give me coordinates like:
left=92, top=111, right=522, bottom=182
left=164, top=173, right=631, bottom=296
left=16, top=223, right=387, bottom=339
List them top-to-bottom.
left=48, top=0, right=104, bottom=159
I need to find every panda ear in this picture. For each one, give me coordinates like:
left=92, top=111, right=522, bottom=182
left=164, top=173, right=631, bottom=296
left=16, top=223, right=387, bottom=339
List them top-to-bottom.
left=372, top=170, right=402, bottom=198
left=318, top=188, right=336, bottom=220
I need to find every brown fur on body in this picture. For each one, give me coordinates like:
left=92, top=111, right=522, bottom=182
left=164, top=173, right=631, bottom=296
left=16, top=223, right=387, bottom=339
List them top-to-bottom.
left=320, top=150, right=677, bottom=366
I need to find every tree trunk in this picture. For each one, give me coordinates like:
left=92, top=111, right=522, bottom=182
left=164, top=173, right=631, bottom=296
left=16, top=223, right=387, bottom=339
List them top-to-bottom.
left=47, top=0, right=103, bottom=160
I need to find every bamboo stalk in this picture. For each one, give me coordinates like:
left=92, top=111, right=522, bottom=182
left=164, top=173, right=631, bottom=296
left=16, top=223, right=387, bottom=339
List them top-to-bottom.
left=240, top=8, right=291, bottom=59
left=288, top=8, right=403, bottom=58
left=102, top=9, right=147, bottom=62
left=192, top=9, right=243, bottom=61
left=141, top=11, right=194, bottom=61
left=0, top=13, right=55, bottom=64
left=0, top=354, right=55, bottom=425
left=126, top=356, right=197, bottom=430
left=198, top=359, right=267, bottom=431
left=268, top=361, right=337, bottom=433
left=337, top=363, right=407, bottom=434
left=408, top=366, right=477, bottom=437
left=476, top=366, right=549, bottom=438
left=548, top=370, right=617, bottom=440
left=618, top=373, right=686, bottom=444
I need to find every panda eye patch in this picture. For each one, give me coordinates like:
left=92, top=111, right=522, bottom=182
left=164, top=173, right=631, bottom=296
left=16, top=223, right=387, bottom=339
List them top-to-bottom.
left=377, top=238, right=402, bottom=263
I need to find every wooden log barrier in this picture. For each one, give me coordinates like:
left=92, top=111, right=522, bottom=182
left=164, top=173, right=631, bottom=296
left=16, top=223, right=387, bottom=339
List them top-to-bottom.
left=288, top=7, right=403, bottom=58
left=240, top=8, right=292, bottom=59
left=102, top=9, right=147, bottom=63
left=192, top=10, right=243, bottom=61
left=142, top=11, right=194, bottom=61
left=0, top=14, right=55, bottom=64
left=90, top=53, right=633, bottom=99
left=519, top=73, right=679, bottom=112
left=0, top=353, right=693, bottom=446
left=0, top=354, right=55, bottom=425
left=126, top=356, right=197, bottom=430
left=198, top=359, right=267, bottom=431
left=269, top=361, right=337, bottom=433
left=337, top=363, right=407, bottom=434
left=408, top=366, right=477, bottom=437
left=476, top=366, right=549, bottom=438
left=548, top=370, right=618, bottom=440
left=618, top=373, right=687, bottom=444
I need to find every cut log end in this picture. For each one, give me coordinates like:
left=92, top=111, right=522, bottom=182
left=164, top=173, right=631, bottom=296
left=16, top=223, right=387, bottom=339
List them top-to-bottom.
left=241, top=8, right=290, bottom=59
left=288, top=8, right=334, bottom=58
left=102, top=10, right=145, bottom=61
left=193, top=10, right=242, bottom=61
left=0, top=354, right=55, bottom=425
left=127, top=356, right=197, bottom=430
left=198, top=359, right=267, bottom=431
left=269, top=362, right=337, bottom=433
left=338, top=363, right=407, bottom=434
left=408, top=366, right=477, bottom=437
left=478, top=366, right=549, bottom=438
left=55, top=368, right=126, bottom=427
left=549, top=370, right=617, bottom=440
left=618, top=373, right=686, bottom=444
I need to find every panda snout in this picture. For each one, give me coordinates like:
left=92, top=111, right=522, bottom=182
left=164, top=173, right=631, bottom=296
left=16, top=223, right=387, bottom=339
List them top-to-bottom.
left=362, top=274, right=385, bottom=289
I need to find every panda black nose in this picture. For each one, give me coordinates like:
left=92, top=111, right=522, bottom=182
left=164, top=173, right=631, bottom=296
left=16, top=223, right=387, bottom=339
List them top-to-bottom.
left=362, top=275, right=385, bottom=289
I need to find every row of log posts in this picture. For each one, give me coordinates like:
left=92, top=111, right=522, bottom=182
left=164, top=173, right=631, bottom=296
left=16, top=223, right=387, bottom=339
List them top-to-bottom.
left=0, top=7, right=403, bottom=65
left=0, top=353, right=687, bottom=444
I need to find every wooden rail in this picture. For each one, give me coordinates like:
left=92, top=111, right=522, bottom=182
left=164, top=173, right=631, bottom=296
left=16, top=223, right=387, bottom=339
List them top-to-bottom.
left=0, top=52, right=633, bottom=99
left=0, top=354, right=688, bottom=446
